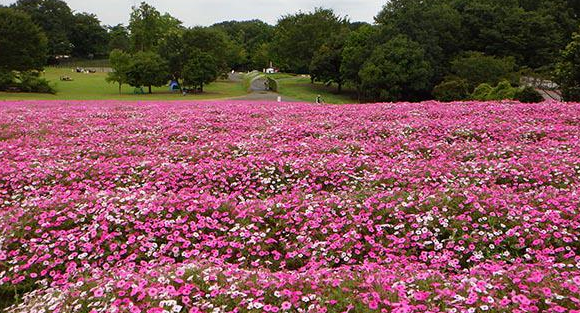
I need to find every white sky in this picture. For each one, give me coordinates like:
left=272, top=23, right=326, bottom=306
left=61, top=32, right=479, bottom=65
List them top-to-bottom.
left=0, top=0, right=384, bottom=26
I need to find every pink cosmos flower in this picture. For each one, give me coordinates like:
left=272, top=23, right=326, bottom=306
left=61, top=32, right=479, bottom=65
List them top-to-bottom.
left=281, top=301, right=292, bottom=310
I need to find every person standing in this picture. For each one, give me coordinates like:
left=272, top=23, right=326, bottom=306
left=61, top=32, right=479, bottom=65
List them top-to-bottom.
left=315, top=95, right=324, bottom=104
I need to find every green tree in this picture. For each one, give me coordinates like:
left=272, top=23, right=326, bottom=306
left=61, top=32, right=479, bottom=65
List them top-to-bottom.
left=13, top=0, right=74, bottom=58
left=375, top=0, right=463, bottom=82
left=453, top=0, right=564, bottom=69
left=129, top=2, right=182, bottom=52
left=0, top=8, right=48, bottom=72
left=271, top=8, right=348, bottom=74
left=70, top=13, right=108, bottom=58
left=211, top=20, right=274, bottom=70
left=108, top=24, right=131, bottom=52
left=340, top=25, right=378, bottom=100
left=158, top=26, right=228, bottom=86
left=177, top=27, right=233, bottom=74
left=309, top=30, right=348, bottom=93
left=555, top=30, right=580, bottom=101
left=359, top=35, right=433, bottom=102
left=252, top=42, right=273, bottom=70
left=106, top=49, right=132, bottom=94
left=182, top=50, right=219, bottom=93
left=125, top=51, right=169, bottom=94
left=449, top=52, right=518, bottom=91
left=433, top=78, right=470, bottom=102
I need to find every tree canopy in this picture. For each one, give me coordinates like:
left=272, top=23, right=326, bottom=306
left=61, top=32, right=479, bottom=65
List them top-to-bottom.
left=12, top=0, right=109, bottom=59
left=0, top=7, right=47, bottom=72
left=271, top=8, right=348, bottom=73
left=555, top=29, right=580, bottom=101
left=359, top=35, right=433, bottom=102
left=182, top=50, right=219, bottom=92
left=125, top=51, right=169, bottom=94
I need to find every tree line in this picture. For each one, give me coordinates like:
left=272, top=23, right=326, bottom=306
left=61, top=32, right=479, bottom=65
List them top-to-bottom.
left=1, top=0, right=580, bottom=101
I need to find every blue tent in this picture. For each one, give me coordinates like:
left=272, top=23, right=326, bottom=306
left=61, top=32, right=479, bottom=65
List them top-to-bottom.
left=169, top=81, right=180, bottom=92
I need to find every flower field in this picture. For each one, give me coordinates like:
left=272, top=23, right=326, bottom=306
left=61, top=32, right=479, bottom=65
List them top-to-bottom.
left=1, top=100, right=579, bottom=313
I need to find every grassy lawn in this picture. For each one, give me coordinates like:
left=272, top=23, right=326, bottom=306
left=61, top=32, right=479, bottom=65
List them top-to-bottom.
left=0, top=68, right=247, bottom=101
left=271, top=75, right=358, bottom=104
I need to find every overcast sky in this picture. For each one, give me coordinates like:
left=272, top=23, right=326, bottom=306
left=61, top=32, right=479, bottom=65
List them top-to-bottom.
left=0, top=0, right=384, bottom=26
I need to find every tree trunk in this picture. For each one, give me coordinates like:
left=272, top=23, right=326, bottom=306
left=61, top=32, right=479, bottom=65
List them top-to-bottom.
left=337, top=82, right=342, bottom=94
left=118, top=83, right=122, bottom=95
left=200, top=83, right=204, bottom=93
left=148, top=85, right=152, bottom=94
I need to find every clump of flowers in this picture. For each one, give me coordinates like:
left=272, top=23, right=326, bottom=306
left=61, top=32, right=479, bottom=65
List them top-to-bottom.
left=0, top=100, right=579, bottom=312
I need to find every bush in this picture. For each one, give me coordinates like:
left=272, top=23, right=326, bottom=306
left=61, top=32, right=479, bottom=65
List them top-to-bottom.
left=450, top=52, right=519, bottom=91
left=0, top=71, right=14, bottom=90
left=16, top=71, right=56, bottom=94
left=433, top=78, right=469, bottom=102
left=471, top=80, right=519, bottom=101
left=491, top=80, right=518, bottom=100
left=471, top=83, right=494, bottom=100
left=515, top=86, right=544, bottom=103
left=562, top=87, right=580, bottom=102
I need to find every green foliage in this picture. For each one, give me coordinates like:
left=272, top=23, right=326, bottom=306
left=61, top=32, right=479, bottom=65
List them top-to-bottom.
left=12, top=0, right=109, bottom=59
left=13, top=0, right=74, bottom=57
left=376, top=0, right=463, bottom=82
left=453, top=0, right=566, bottom=69
left=129, top=2, right=182, bottom=52
left=0, top=8, right=48, bottom=72
left=271, top=8, right=348, bottom=73
left=70, top=13, right=109, bottom=58
left=211, top=20, right=274, bottom=70
left=108, top=24, right=131, bottom=52
left=340, top=25, right=377, bottom=99
left=180, top=27, right=235, bottom=73
left=310, top=30, right=348, bottom=93
left=555, top=30, right=580, bottom=102
left=359, top=35, right=433, bottom=102
left=252, top=43, right=273, bottom=70
left=106, top=49, right=132, bottom=93
left=182, top=50, right=219, bottom=93
left=125, top=51, right=169, bottom=94
left=449, top=52, right=518, bottom=91
left=0, top=71, right=14, bottom=90
left=16, top=71, right=55, bottom=94
left=267, top=77, right=278, bottom=92
left=433, top=78, right=470, bottom=102
left=471, top=80, right=518, bottom=101
left=491, top=80, right=519, bottom=100
left=471, top=83, right=494, bottom=101
left=515, top=86, right=544, bottom=103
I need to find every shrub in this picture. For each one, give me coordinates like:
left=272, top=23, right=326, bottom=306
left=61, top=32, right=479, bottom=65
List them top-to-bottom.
left=450, top=52, right=519, bottom=91
left=0, top=71, right=14, bottom=90
left=16, top=71, right=56, bottom=94
left=433, top=78, right=469, bottom=102
left=471, top=80, right=519, bottom=101
left=490, top=80, right=518, bottom=100
left=471, top=83, right=494, bottom=100
left=515, top=86, right=544, bottom=103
